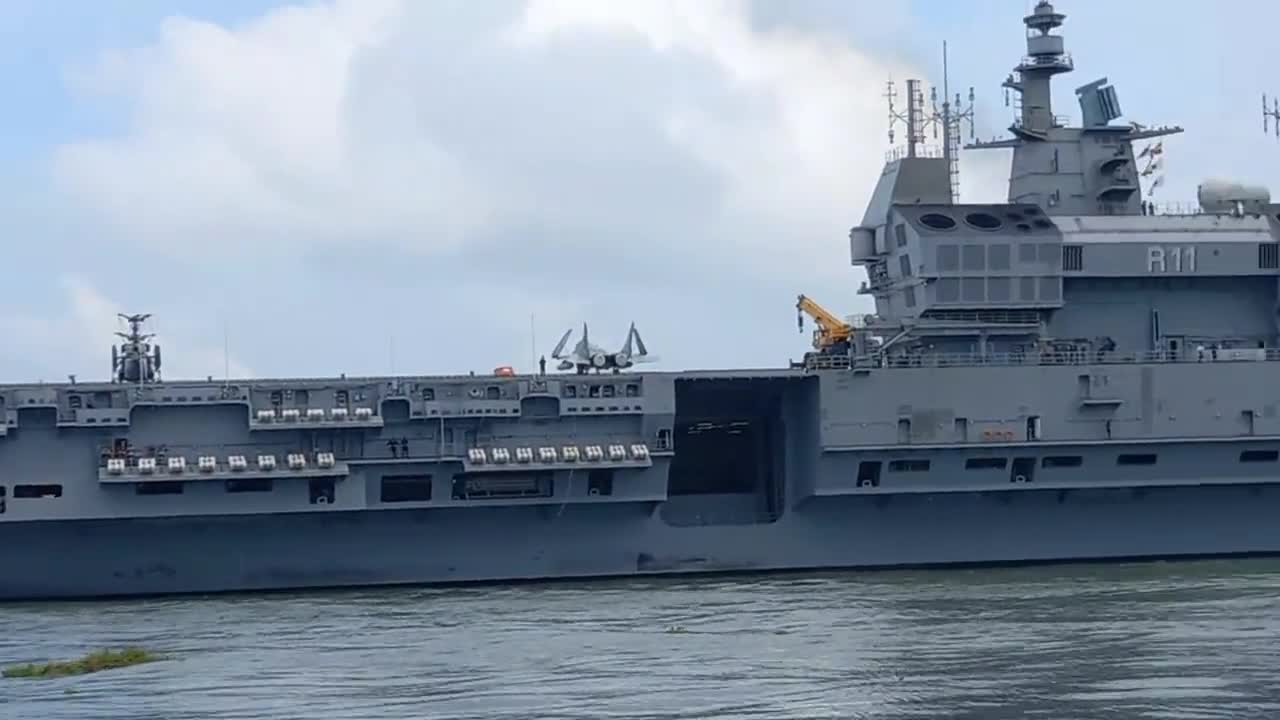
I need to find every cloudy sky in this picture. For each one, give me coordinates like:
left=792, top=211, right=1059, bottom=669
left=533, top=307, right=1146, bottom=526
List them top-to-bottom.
left=2, top=0, right=1277, bottom=382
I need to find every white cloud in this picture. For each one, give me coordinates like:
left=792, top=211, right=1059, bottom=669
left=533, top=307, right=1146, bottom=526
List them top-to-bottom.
left=28, top=0, right=987, bottom=378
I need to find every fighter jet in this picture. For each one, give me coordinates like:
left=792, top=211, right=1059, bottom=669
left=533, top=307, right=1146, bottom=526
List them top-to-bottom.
left=551, top=322, right=655, bottom=374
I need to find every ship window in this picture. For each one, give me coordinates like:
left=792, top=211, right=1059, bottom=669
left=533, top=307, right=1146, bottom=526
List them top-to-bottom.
left=964, top=212, right=1002, bottom=231
left=920, top=213, right=956, bottom=231
left=1033, top=219, right=1054, bottom=230
left=1016, top=223, right=1032, bottom=232
left=895, top=224, right=908, bottom=247
left=1018, top=243, right=1037, bottom=264
left=1039, top=243, right=1060, bottom=268
left=936, top=244, right=959, bottom=272
left=962, top=244, right=985, bottom=271
left=988, top=244, right=1011, bottom=271
left=899, top=254, right=913, bottom=277
left=961, top=277, right=985, bottom=302
left=987, top=277, right=1011, bottom=302
left=1019, top=277, right=1036, bottom=301
left=937, top=278, right=960, bottom=303
left=1039, top=278, right=1061, bottom=301
left=904, top=286, right=916, bottom=308
left=625, top=383, right=640, bottom=397
left=564, top=385, right=577, bottom=398
left=588, top=385, right=601, bottom=398
left=602, top=385, right=616, bottom=398
left=486, top=386, right=500, bottom=401
left=421, top=388, right=434, bottom=402
left=1239, top=450, right=1279, bottom=463
left=1116, top=453, right=1157, bottom=466
left=1042, top=455, right=1082, bottom=468
left=965, top=457, right=1007, bottom=469
left=888, top=459, right=930, bottom=472
left=856, top=461, right=881, bottom=487
left=588, top=469, right=614, bottom=496
left=381, top=475, right=432, bottom=502
left=226, top=478, right=272, bottom=493
left=136, top=481, right=184, bottom=495
left=14, top=484, right=62, bottom=499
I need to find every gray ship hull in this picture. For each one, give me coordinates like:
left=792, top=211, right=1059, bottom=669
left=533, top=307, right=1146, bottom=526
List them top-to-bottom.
left=5, top=484, right=1278, bottom=600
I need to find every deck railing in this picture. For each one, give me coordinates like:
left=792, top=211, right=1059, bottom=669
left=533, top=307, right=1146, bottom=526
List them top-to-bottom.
left=805, top=347, right=1280, bottom=371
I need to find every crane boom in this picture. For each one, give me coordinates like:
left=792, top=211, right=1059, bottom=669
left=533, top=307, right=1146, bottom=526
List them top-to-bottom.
left=795, top=294, right=852, bottom=351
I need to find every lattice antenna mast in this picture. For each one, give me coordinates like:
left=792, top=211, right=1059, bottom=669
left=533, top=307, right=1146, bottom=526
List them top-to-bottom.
left=927, top=41, right=976, bottom=203
left=886, top=77, right=926, bottom=158
left=1264, top=93, right=1280, bottom=139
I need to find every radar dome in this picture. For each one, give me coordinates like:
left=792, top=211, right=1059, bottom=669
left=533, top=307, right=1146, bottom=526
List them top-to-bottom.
left=1197, top=178, right=1270, bottom=215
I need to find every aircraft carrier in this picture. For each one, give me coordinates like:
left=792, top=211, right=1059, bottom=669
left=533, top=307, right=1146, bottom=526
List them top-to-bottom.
left=6, top=1, right=1280, bottom=600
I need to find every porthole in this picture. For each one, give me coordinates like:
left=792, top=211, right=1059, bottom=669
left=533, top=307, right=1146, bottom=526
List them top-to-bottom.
left=1024, top=206, right=1041, bottom=216
left=964, top=212, right=1002, bottom=231
left=920, top=213, right=957, bottom=231
left=1033, top=219, right=1054, bottom=229
left=1016, top=223, right=1032, bottom=232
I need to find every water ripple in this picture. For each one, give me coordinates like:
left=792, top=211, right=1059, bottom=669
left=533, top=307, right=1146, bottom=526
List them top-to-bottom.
left=2, top=559, right=1280, bottom=718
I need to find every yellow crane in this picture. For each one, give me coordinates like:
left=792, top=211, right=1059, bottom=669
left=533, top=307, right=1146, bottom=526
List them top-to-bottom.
left=795, top=294, right=852, bottom=352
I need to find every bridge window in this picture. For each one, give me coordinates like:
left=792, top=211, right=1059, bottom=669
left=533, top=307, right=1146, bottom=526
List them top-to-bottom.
left=988, top=243, right=1011, bottom=270
left=937, top=244, right=959, bottom=272
left=962, top=244, right=985, bottom=271
left=987, top=277, right=1011, bottom=302
left=1019, top=277, right=1036, bottom=301
left=1039, top=277, right=1061, bottom=301
left=937, top=278, right=960, bottom=303
left=1239, top=450, right=1279, bottom=463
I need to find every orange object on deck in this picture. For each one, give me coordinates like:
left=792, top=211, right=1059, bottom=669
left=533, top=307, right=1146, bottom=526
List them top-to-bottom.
left=493, top=365, right=515, bottom=376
